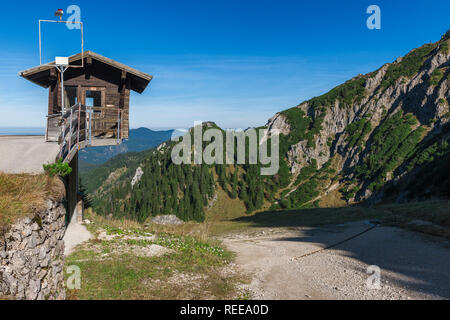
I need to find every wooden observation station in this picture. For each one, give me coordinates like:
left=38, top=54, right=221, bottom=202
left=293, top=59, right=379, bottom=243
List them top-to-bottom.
left=19, top=51, right=152, bottom=162
left=19, top=51, right=152, bottom=225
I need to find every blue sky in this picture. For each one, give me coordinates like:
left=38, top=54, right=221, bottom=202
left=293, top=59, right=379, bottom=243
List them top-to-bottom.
left=0, top=0, right=449, bottom=130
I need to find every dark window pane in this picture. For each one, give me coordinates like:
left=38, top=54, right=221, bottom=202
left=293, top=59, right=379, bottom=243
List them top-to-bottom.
left=64, top=86, right=77, bottom=107
left=85, top=90, right=102, bottom=107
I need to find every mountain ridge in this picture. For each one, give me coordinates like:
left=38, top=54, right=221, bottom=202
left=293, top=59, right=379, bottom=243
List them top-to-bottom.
left=81, top=31, right=450, bottom=222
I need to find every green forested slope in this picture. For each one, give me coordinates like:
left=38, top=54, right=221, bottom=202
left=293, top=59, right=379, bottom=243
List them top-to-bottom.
left=81, top=33, right=450, bottom=222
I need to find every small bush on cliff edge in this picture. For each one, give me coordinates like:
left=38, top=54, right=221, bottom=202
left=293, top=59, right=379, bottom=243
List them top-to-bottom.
left=43, top=158, right=72, bottom=177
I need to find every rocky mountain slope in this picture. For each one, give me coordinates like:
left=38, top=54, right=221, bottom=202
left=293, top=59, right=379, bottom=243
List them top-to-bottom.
left=267, top=30, right=450, bottom=206
left=82, top=31, right=450, bottom=222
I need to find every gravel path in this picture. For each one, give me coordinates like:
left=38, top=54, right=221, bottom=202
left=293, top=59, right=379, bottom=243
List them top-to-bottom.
left=63, top=212, right=92, bottom=256
left=221, top=221, right=450, bottom=300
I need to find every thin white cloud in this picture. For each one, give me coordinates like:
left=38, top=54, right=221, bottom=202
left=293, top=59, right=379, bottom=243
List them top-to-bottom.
left=0, top=53, right=382, bottom=129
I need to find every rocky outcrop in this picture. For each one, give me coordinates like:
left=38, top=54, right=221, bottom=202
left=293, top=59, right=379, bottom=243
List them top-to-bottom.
left=269, top=31, right=450, bottom=203
left=265, top=113, right=291, bottom=136
left=131, top=166, right=144, bottom=188
left=0, top=200, right=66, bottom=300
left=151, top=214, right=184, bottom=225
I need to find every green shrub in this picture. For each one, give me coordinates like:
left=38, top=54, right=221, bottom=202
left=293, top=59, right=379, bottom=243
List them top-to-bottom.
left=440, top=41, right=449, bottom=54
left=380, top=44, right=436, bottom=90
left=430, top=68, right=444, bottom=86
left=308, top=76, right=367, bottom=108
left=280, top=107, right=311, bottom=151
left=355, top=111, right=424, bottom=191
left=345, top=117, right=372, bottom=148
left=327, top=136, right=333, bottom=147
left=406, top=136, right=450, bottom=171
left=43, top=158, right=72, bottom=177
left=295, top=163, right=317, bottom=185
left=286, top=179, right=319, bottom=208
left=340, top=185, right=360, bottom=202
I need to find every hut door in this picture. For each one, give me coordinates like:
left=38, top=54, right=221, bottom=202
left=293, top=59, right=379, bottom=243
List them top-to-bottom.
left=81, top=87, right=106, bottom=137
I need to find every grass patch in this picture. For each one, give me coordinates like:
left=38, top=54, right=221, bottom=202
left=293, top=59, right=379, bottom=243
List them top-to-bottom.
left=0, top=173, right=64, bottom=233
left=206, top=187, right=248, bottom=235
left=318, top=187, right=348, bottom=208
left=66, top=211, right=245, bottom=300
left=66, top=252, right=239, bottom=299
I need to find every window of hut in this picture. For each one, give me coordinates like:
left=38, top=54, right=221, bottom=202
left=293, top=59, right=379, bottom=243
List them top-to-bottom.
left=64, top=86, right=78, bottom=108
left=85, top=90, right=102, bottom=107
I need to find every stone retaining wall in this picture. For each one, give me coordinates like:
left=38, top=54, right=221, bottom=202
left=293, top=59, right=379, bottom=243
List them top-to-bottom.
left=0, top=199, right=66, bottom=300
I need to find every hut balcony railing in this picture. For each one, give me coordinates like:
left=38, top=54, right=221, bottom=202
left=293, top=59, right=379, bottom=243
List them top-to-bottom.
left=48, top=103, right=124, bottom=162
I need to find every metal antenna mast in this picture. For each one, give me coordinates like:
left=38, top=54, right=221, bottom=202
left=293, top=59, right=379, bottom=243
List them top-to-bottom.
left=38, top=9, right=84, bottom=114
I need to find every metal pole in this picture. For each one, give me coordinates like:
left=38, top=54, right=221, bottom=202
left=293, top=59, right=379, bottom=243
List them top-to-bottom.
left=38, top=20, right=42, bottom=65
left=38, top=20, right=84, bottom=68
left=81, top=22, right=84, bottom=58
left=60, top=66, right=66, bottom=114
left=59, top=68, right=65, bottom=154
left=77, top=103, right=80, bottom=149
left=84, top=105, right=87, bottom=146
left=89, top=106, right=92, bottom=145
left=69, top=107, right=73, bottom=153
left=117, top=108, right=120, bottom=144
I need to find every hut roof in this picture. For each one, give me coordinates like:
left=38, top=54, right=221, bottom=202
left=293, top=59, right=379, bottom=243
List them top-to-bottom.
left=19, top=51, right=152, bottom=93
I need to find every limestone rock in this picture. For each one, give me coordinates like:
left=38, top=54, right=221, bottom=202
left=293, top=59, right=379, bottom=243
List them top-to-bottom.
left=0, top=200, right=66, bottom=300
left=151, top=214, right=184, bottom=225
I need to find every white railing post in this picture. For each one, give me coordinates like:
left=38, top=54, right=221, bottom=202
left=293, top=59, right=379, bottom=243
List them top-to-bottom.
left=77, top=103, right=80, bottom=149
left=89, top=106, right=92, bottom=145
left=68, top=107, right=73, bottom=153
left=117, top=108, right=121, bottom=144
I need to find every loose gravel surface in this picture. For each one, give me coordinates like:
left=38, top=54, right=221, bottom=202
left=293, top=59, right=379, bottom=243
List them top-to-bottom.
left=221, top=221, right=450, bottom=300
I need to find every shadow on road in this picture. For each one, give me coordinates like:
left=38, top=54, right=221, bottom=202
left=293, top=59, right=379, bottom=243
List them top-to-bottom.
left=232, top=205, right=450, bottom=299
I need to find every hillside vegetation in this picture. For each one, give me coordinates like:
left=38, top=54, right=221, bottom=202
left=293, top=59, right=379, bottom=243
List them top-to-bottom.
left=81, top=31, right=450, bottom=224
left=66, top=211, right=247, bottom=300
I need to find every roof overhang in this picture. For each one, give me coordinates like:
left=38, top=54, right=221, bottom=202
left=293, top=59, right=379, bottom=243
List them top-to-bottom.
left=19, top=51, right=153, bottom=93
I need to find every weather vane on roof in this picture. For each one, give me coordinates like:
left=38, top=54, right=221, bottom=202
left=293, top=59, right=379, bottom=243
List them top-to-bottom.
left=54, top=9, right=64, bottom=21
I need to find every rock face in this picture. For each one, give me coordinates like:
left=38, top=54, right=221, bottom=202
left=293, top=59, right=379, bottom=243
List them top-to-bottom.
left=265, top=31, right=450, bottom=203
left=265, top=113, right=291, bottom=136
left=131, top=166, right=144, bottom=188
left=0, top=200, right=66, bottom=300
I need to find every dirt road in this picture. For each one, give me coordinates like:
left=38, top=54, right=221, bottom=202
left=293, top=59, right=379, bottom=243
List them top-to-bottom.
left=221, top=221, right=450, bottom=300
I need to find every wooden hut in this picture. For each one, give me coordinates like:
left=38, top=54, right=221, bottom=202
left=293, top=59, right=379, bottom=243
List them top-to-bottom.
left=18, top=51, right=152, bottom=225
left=19, top=51, right=152, bottom=147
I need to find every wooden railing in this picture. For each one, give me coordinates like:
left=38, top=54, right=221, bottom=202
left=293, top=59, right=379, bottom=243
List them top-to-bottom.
left=56, top=103, right=123, bottom=162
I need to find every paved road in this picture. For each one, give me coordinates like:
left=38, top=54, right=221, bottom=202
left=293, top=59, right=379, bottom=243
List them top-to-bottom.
left=0, top=136, right=59, bottom=174
left=222, top=221, right=450, bottom=300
